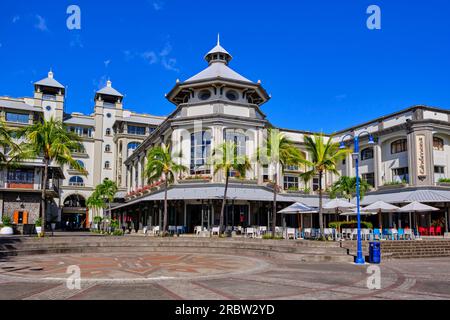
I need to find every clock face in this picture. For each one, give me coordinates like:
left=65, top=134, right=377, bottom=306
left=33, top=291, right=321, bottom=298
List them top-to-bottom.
left=46, top=105, right=52, bottom=111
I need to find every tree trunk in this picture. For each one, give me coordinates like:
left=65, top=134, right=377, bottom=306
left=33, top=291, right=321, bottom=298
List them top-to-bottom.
left=40, top=159, right=49, bottom=237
left=318, top=170, right=324, bottom=239
left=219, top=172, right=229, bottom=235
left=272, top=172, right=278, bottom=238
left=163, top=178, right=168, bottom=235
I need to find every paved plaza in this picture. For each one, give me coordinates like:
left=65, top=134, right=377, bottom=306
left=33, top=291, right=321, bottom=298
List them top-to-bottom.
left=0, top=250, right=449, bottom=300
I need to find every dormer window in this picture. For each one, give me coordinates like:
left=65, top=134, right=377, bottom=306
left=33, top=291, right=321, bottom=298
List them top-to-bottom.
left=199, top=90, right=211, bottom=101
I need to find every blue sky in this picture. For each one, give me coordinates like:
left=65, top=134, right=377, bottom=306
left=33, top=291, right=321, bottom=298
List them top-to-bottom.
left=0, top=0, right=449, bottom=133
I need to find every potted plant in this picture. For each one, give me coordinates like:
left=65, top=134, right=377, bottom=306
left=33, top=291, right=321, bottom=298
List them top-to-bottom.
left=0, top=216, right=14, bottom=235
left=35, top=218, right=43, bottom=235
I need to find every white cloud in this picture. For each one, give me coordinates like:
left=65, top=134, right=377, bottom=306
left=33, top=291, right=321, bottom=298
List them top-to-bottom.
left=152, top=1, right=164, bottom=11
left=12, top=15, right=20, bottom=23
left=34, top=15, right=48, bottom=32
left=123, top=41, right=179, bottom=73
left=159, top=43, right=172, bottom=57
left=141, top=51, right=158, bottom=64
left=161, top=57, right=179, bottom=72
left=104, top=60, right=111, bottom=68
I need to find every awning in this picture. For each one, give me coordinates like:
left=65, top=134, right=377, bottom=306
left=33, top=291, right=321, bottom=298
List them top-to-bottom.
left=111, top=184, right=297, bottom=211
left=359, top=189, right=450, bottom=206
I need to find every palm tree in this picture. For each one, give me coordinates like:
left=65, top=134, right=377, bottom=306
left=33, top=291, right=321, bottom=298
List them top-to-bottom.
left=16, top=117, right=85, bottom=236
left=0, top=121, right=20, bottom=168
left=257, top=129, right=305, bottom=237
left=300, top=134, right=350, bottom=237
left=212, top=141, right=252, bottom=235
left=145, top=145, right=187, bottom=235
left=330, top=176, right=372, bottom=201
left=96, top=179, right=118, bottom=219
left=87, top=190, right=104, bottom=229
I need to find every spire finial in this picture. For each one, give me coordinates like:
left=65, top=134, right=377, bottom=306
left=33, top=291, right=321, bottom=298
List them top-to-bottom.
left=217, top=33, right=220, bottom=46
left=48, top=69, right=54, bottom=79
left=107, top=80, right=112, bottom=88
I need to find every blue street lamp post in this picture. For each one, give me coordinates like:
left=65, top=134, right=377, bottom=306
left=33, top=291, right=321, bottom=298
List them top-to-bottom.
left=340, top=132, right=375, bottom=265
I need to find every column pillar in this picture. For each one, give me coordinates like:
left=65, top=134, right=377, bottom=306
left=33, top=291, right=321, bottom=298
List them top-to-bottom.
left=373, top=144, right=382, bottom=189
left=345, top=153, right=353, bottom=177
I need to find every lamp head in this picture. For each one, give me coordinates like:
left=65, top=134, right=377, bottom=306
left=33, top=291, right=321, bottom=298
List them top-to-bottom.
left=368, top=135, right=375, bottom=145
left=339, top=142, right=346, bottom=150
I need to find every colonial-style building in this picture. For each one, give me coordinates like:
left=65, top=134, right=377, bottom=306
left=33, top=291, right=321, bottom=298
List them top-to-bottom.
left=1, top=39, right=449, bottom=233
left=112, top=39, right=450, bottom=233
left=0, top=72, right=164, bottom=231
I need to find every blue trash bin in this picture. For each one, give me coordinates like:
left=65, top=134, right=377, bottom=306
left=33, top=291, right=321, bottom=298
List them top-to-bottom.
left=369, top=242, right=381, bottom=264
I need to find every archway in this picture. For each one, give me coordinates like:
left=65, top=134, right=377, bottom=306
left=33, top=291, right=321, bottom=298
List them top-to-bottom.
left=62, top=194, right=88, bottom=231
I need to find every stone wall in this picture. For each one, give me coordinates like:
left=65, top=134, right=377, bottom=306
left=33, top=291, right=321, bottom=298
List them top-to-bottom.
left=1, top=192, right=41, bottom=224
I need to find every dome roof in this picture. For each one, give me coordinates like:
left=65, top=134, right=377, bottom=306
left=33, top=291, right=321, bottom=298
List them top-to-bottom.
left=185, top=35, right=252, bottom=84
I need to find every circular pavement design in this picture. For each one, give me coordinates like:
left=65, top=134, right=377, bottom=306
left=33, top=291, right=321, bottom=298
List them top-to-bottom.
left=0, top=252, right=271, bottom=284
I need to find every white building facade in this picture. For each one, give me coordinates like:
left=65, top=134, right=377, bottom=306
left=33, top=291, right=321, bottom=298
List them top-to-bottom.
left=1, top=39, right=450, bottom=233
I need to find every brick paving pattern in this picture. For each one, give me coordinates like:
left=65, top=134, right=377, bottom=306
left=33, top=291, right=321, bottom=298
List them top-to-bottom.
left=1, top=251, right=449, bottom=300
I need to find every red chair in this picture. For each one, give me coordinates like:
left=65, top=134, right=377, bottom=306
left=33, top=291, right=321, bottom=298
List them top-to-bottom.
left=429, top=226, right=435, bottom=236
left=436, top=226, right=442, bottom=236
left=419, top=227, right=427, bottom=236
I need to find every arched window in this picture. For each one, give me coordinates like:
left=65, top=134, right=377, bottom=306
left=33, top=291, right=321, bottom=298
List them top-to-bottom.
left=106, top=128, right=111, bottom=136
left=190, top=131, right=211, bottom=175
left=433, top=137, right=444, bottom=151
left=391, top=139, right=407, bottom=154
left=127, top=142, right=140, bottom=157
left=105, top=144, right=111, bottom=152
left=361, top=148, right=374, bottom=161
left=70, top=160, right=85, bottom=170
left=104, top=161, right=111, bottom=169
left=69, top=176, right=84, bottom=187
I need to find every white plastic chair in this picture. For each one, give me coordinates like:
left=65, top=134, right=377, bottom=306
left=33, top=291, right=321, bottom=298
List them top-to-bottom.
left=152, top=226, right=160, bottom=236
left=194, top=226, right=202, bottom=236
left=211, top=227, right=220, bottom=236
left=246, top=227, right=255, bottom=238
left=286, top=228, right=296, bottom=239
left=304, top=228, right=312, bottom=239
left=324, top=228, right=334, bottom=239
left=350, top=229, right=358, bottom=240
left=361, top=229, right=371, bottom=241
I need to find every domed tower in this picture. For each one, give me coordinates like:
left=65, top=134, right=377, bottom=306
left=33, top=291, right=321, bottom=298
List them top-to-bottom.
left=166, top=35, right=270, bottom=111
left=165, top=36, right=270, bottom=182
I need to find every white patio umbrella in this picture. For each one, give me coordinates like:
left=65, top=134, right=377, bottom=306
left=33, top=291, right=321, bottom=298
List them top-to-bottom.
left=323, top=198, right=357, bottom=224
left=323, top=198, right=357, bottom=212
left=362, top=201, right=400, bottom=230
left=399, top=201, right=439, bottom=230
left=278, top=202, right=318, bottom=214
left=278, top=203, right=318, bottom=235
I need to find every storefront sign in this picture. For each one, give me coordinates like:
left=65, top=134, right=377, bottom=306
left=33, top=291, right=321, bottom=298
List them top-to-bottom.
left=416, top=135, right=427, bottom=178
